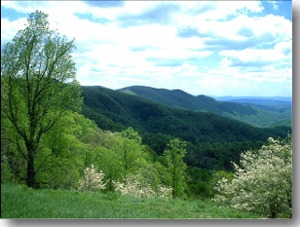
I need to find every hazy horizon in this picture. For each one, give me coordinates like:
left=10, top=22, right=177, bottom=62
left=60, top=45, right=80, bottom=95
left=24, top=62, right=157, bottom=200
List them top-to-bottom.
left=84, top=84, right=292, bottom=99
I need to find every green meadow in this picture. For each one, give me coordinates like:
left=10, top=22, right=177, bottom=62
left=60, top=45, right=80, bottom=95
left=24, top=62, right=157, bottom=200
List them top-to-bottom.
left=1, top=184, right=259, bottom=219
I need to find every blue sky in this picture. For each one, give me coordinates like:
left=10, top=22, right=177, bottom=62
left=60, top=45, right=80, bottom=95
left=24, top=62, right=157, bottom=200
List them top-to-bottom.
left=1, top=1, right=292, bottom=96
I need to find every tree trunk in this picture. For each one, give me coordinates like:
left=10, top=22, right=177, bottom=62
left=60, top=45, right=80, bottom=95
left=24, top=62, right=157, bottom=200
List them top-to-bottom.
left=26, top=143, right=36, bottom=188
left=27, top=154, right=35, bottom=187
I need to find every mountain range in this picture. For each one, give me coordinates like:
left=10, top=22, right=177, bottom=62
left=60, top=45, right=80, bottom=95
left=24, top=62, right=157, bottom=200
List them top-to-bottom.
left=81, top=85, right=290, bottom=170
left=118, top=86, right=291, bottom=128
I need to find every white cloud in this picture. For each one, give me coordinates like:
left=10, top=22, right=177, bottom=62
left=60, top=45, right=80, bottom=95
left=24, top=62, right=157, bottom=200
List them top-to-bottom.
left=208, top=0, right=263, bottom=19
left=0, top=1, right=292, bottom=96
left=266, top=1, right=279, bottom=10
left=1, top=17, right=27, bottom=43
left=219, top=38, right=292, bottom=65
left=220, top=48, right=282, bottom=63
left=195, top=64, right=291, bottom=96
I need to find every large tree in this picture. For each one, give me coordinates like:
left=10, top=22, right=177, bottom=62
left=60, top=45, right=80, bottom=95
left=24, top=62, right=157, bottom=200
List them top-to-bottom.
left=1, top=11, right=82, bottom=187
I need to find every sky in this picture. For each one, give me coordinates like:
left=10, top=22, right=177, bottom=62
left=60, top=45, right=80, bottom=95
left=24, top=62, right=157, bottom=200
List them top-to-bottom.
left=1, top=0, right=292, bottom=97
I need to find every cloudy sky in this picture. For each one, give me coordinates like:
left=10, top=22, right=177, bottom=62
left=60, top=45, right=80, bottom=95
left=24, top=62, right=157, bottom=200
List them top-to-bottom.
left=1, top=0, right=292, bottom=96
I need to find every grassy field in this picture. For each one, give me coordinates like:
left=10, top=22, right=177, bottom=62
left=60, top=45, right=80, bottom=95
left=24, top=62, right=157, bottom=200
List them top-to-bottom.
left=1, top=183, right=260, bottom=219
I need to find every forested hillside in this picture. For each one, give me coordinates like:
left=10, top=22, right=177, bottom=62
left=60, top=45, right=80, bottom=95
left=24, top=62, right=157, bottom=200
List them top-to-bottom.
left=81, top=86, right=290, bottom=171
left=119, top=86, right=291, bottom=127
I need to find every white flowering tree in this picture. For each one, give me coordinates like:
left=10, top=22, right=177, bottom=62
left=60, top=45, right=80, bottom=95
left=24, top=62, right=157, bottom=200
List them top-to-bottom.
left=213, top=137, right=292, bottom=218
left=79, top=165, right=106, bottom=191
left=113, top=174, right=172, bottom=198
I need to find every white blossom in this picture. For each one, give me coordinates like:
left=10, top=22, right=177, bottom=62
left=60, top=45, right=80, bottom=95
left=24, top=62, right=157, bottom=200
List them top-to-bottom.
left=213, top=137, right=292, bottom=218
left=78, top=164, right=107, bottom=191
left=113, top=175, right=172, bottom=198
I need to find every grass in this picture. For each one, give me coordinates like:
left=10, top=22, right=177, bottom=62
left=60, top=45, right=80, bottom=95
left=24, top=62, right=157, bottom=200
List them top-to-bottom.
left=1, top=183, right=260, bottom=219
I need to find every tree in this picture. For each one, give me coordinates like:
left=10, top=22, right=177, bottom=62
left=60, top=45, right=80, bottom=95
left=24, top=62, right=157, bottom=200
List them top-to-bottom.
left=1, top=11, right=82, bottom=187
left=120, top=127, right=143, bottom=181
left=213, top=137, right=292, bottom=218
left=164, top=138, right=187, bottom=198
left=96, top=146, right=123, bottom=191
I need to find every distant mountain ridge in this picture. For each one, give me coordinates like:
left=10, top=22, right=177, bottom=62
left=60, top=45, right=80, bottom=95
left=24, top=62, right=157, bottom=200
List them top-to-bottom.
left=118, top=86, right=291, bottom=128
left=216, top=96, right=292, bottom=102
left=216, top=97, right=291, bottom=112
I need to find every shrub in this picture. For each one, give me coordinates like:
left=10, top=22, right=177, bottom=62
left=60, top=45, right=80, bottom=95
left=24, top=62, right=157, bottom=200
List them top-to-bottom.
left=213, top=137, right=292, bottom=218
left=78, top=165, right=106, bottom=191
left=113, top=174, right=172, bottom=198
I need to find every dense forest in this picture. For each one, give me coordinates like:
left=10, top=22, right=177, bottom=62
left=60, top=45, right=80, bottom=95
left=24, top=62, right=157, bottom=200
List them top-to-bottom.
left=118, top=86, right=292, bottom=128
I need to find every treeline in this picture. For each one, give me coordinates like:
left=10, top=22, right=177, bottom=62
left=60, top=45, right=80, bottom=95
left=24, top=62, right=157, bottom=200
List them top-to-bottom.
left=0, top=110, right=260, bottom=198
left=2, top=113, right=188, bottom=197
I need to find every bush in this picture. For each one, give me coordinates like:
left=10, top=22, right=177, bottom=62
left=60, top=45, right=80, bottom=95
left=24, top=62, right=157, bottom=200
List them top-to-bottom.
left=213, top=137, right=292, bottom=218
left=78, top=165, right=106, bottom=191
left=113, top=174, right=172, bottom=198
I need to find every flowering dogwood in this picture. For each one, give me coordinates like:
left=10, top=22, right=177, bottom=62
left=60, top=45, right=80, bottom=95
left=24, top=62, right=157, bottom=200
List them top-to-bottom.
left=213, top=137, right=292, bottom=218
left=78, top=165, right=106, bottom=191
left=113, top=175, right=172, bottom=198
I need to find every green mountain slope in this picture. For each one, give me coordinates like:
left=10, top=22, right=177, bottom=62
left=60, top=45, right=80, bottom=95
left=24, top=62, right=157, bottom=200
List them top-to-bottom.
left=81, top=86, right=290, bottom=170
left=118, top=86, right=291, bottom=127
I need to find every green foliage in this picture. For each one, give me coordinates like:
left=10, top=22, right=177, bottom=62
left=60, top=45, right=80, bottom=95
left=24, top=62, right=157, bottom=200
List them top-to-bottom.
left=119, top=86, right=291, bottom=127
left=33, top=113, right=86, bottom=189
left=119, top=127, right=143, bottom=179
left=213, top=137, right=292, bottom=218
left=164, top=138, right=188, bottom=198
left=94, top=146, right=123, bottom=191
left=1, top=154, right=16, bottom=183
left=186, top=167, right=215, bottom=198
